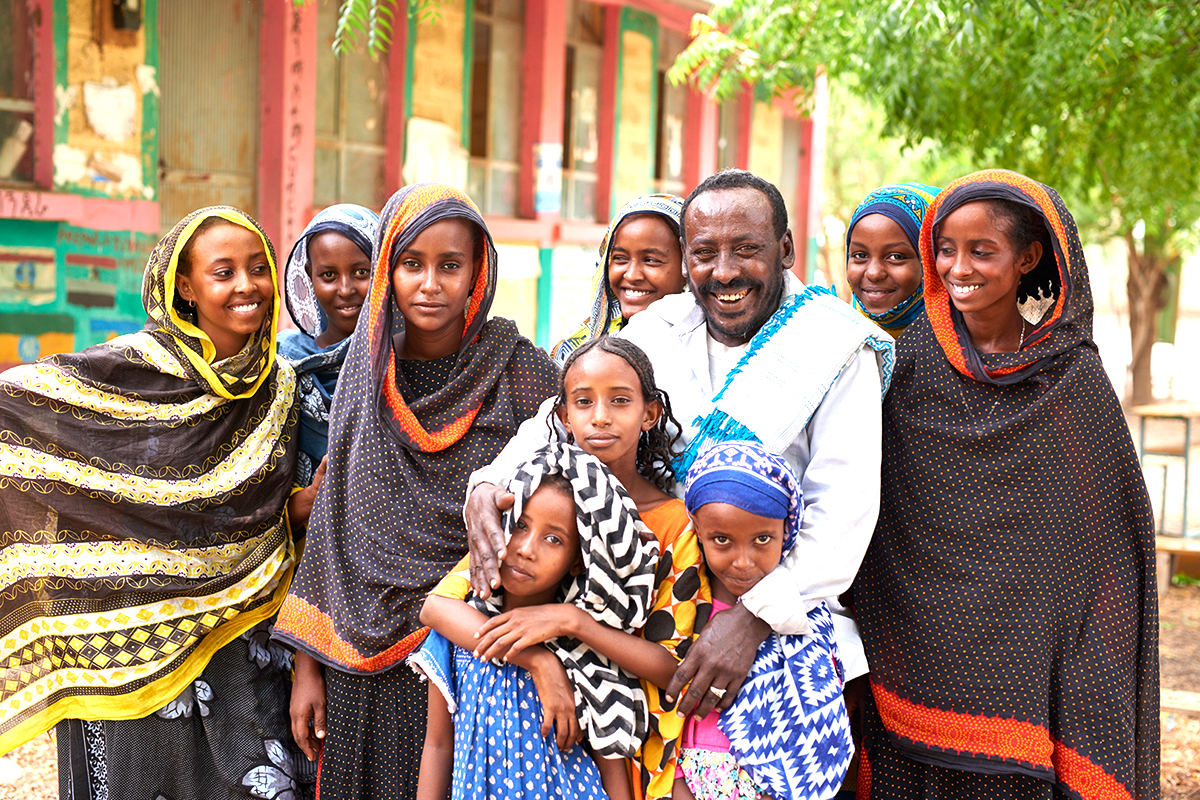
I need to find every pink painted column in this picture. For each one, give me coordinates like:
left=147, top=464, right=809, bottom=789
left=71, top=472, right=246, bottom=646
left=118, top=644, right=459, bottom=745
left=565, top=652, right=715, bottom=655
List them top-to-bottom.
left=30, top=0, right=54, bottom=188
left=518, top=0, right=567, bottom=225
left=258, top=1, right=317, bottom=256
left=594, top=4, right=622, bottom=223
left=384, top=12, right=410, bottom=197
left=736, top=87, right=754, bottom=169
left=683, top=88, right=718, bottom=191
left=792, top=116, right=815, bottom=281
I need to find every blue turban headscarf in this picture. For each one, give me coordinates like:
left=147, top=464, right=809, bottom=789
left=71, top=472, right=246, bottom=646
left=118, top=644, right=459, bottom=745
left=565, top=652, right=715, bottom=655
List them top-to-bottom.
left=846, top=182, right=940, bottom=336
left=683, top=442, right=853, bottom=800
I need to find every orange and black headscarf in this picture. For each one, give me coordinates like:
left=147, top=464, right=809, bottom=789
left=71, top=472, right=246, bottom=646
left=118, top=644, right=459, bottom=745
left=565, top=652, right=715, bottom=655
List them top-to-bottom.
left=921, top=169, right=1092, bottom=385
left=855, top=171, right=1158, bottom=799
left=274, top=185, right=558, bottom=672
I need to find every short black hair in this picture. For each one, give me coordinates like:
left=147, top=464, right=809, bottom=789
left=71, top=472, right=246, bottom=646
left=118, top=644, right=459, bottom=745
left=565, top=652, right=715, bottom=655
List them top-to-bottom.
left=680, top=169, right=789, bottom=242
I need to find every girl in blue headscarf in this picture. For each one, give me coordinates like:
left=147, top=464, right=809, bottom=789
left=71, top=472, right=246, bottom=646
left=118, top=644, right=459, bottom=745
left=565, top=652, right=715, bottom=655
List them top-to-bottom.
left=844, top=183, right=940, bottom=337
left=277, top=203, right=380, bottom=487
left=677, top=441, right=853, bottom=800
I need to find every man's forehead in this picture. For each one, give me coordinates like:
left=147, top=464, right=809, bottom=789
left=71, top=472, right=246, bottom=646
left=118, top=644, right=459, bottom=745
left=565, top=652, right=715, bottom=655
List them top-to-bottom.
left=684, top=188, right=773, bottom=237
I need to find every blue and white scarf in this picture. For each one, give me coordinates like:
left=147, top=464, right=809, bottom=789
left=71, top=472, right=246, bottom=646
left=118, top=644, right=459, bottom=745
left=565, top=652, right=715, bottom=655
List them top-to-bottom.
left=846, top=182, right=940, bottom=336
left=674, top=280, right=894, bottom=477
left=684, top=441, right=854, bottom=800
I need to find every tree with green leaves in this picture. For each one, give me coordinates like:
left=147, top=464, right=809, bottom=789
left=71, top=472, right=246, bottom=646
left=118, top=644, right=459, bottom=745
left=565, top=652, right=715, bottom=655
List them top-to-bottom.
left=295, top=0, right=442, bottom=57
left=671, top=0, right=1200, bottom=404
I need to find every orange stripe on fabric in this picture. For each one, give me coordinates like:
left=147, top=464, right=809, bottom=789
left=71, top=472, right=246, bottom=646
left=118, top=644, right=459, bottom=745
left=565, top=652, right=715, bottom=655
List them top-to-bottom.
left=380, top=358, right=483, bottom=451
left=275, top=593, right=430, bottom=672
left=872, top=683, right=1054, bottom=769
left=1052, top=740, right=1133, bottom=800
left=855, top=746, right=871, bottom=800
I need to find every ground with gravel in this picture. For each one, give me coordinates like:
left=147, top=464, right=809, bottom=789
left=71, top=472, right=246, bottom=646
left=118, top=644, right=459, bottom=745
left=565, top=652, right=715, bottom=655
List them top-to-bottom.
left=2, top=588, right=1198, bottom=799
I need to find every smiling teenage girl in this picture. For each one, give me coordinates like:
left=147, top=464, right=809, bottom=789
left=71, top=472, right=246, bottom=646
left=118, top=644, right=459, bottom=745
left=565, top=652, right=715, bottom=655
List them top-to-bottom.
left=855, top=170, right=1157, bottom=800
left=845, top=182, right=940, bottom=338
left=552, top=194, right=686, bottom=364
left=0, top=207, right=304, bottom=800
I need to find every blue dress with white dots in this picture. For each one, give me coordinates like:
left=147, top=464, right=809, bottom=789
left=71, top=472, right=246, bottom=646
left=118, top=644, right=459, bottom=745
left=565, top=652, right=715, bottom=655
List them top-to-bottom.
left=411, top=631, right=609, bottom=800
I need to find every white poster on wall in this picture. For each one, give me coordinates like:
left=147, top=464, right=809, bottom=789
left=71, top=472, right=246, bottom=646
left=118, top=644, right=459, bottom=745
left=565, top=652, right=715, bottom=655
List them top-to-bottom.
left=403, top=117, right=469, bottom=191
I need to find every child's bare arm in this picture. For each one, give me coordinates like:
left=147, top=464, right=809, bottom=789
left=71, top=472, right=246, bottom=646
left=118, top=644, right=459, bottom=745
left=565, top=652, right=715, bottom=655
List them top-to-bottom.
left=421, top=593, right=495, bottom=654
left=421, top=594, right=582, bottom=751
left=474, top=604, right=679, bottom=689
left=289, top=651, right=326, bottom=762
left=415, top=683, right=454, bottom=800
left=593, top=755, right=634, bottom=800
left=672, top=775, right=696, bottom=800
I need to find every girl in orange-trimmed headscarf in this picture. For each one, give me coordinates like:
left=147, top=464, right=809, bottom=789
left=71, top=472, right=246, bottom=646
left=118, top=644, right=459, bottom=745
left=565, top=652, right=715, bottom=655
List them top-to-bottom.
left=854, top=170, right=1158, bottom=800
left=274, top=185, right=559, bottom=799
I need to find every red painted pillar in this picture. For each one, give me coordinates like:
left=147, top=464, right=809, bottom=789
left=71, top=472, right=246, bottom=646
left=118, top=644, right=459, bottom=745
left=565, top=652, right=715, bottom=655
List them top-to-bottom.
left=30, top=0, right=54, bottom=189
left=518, top=0, right=568, bottom=223
left=258, top=1, right=317, bottom=257
left=594, top=5, right=622, bottom=223
left=384, top=12, right=410, bottom=197
left=736, top=87, right=754, bottom=169
left=683, top=88, right=718, bottom=192
left=792, top=116, right=814, bottom=281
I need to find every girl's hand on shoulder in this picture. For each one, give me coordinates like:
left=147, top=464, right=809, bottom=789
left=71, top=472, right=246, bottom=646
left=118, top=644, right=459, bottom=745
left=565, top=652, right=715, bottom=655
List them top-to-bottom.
left=473, top=604, right=584, bottom=662
left=524, top=649, right=583, bottom=752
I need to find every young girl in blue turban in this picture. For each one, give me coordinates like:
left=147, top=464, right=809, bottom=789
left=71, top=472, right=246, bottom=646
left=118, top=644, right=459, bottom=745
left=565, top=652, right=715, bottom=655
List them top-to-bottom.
left=677, top=441, right=854, bottom=800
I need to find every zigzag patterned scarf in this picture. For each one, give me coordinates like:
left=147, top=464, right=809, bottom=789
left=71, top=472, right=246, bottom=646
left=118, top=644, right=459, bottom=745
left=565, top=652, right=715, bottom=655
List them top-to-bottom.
left=481, top=443, right=659, bottom=759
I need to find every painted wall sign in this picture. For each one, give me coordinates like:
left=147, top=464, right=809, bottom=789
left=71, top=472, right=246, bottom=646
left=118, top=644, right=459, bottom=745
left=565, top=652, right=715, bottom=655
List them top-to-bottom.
left=0, top=247, right=56, bottom=305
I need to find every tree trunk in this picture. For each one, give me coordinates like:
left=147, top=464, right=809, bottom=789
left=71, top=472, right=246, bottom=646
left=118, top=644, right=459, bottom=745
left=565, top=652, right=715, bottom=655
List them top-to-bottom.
left=1124, top=232, right=1173, bottom=406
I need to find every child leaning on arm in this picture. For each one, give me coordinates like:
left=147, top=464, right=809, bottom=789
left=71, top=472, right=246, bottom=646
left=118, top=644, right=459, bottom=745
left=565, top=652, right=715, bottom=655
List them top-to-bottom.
left=672, top=441, right=854, bottom=800
left=410, top=443, right=660, bottom=800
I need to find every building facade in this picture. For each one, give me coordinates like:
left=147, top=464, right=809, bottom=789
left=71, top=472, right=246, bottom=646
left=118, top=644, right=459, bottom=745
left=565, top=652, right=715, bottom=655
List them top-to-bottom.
left=0, top=0, right=823, bottom=367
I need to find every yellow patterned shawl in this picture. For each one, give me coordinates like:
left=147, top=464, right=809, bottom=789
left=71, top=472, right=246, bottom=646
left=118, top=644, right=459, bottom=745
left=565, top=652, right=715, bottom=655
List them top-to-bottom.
left=0, top=207, right=298, bottom=754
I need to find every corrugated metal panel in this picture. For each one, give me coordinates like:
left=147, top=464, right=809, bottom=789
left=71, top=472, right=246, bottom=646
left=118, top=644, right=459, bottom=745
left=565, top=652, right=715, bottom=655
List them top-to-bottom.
left=159, top=0, right=260, bottom=231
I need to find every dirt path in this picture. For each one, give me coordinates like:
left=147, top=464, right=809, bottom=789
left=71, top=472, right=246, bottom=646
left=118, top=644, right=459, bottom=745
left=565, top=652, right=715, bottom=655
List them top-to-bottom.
left=1162, top=584, right=1200, bottom=799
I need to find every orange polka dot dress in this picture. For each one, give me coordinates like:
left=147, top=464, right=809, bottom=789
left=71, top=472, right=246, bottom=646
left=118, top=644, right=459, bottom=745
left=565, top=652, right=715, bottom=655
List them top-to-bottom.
left=854, top=170, right=1159, bottom=800
left=272, top=185, right=559, bottom=798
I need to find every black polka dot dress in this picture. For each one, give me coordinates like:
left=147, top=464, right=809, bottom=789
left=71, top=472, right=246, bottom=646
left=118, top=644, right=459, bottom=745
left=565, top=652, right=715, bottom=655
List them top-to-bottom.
left=853, top=171, right=1159, bottom=800
left=272, top=186, right=560, bottom=798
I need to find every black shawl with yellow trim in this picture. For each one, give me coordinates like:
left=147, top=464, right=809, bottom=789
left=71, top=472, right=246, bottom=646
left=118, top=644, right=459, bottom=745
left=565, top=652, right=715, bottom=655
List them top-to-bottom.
left=855, top=171, right=1158, bottom=800
left=274, top=184, right=558, bottom=674
left=0, top=207, right=297, bottom=754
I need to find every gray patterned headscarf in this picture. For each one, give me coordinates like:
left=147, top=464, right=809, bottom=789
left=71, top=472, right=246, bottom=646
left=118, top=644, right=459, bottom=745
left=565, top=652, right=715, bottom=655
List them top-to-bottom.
left=284, top=203, right=380, bottom=338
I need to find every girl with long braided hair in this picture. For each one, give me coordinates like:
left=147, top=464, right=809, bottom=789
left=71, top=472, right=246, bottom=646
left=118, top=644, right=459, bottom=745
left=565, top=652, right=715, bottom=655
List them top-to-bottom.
left=422, top=336, right=712, bottom=800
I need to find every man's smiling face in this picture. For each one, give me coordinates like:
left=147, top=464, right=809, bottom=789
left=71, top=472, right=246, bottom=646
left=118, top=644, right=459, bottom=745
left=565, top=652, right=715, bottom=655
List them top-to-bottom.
left=684, top=186, right=794, bottom=346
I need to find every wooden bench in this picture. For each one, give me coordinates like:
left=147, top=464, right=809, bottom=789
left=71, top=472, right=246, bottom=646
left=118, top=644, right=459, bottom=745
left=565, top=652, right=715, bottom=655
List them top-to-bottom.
left=1156, top=536, right=1200, bottom=596
left=1162, top=689, right=1200, bottom=716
